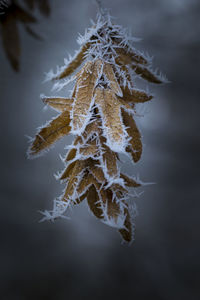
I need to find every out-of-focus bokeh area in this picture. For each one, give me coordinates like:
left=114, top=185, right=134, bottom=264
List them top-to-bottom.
left=0, top=0, right=199, bottom=299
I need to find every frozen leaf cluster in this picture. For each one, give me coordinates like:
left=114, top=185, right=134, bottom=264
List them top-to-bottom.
left=28, top=8, right=166, bottom=242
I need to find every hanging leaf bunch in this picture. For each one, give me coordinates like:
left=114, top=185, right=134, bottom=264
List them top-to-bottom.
left=28, top=8, right=167, bottom=242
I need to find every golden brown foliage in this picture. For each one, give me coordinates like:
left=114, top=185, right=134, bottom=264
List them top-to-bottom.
left=29, top=10, right=165, bottom=242
left=53, top=44, right=90, bottom=80
left=29, top=111, right=71, bottom=156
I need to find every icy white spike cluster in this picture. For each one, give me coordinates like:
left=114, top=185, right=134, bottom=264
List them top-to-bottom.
left=28, top=7, right=166, bottom=243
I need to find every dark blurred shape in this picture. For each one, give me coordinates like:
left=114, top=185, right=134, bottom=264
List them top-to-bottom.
left=0, top=0, right=50, bottom=71
left=23, top=0, right=50, bottom=16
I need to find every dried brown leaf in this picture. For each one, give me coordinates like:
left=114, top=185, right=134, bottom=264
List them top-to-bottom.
left=54, top=43, right=89, bottom=80
left=115, top=47, right=148, bottom=66
left=115, top=48, right=163, bottom=84
left=72, top=60, right=101, bottom=133
left=103, top=62, right=122, bottom=96
left=132, top=64, right=163, bottom=84
left=121, top=86, right=153, bottom=103
left=95, top=88, right=125, bottom=150
left=42, top=97, right=73, bottom=112
left=118, top=97, right=133, bottom=111
left=121, top=109, right=142, bottom=163
left=29, top=111, right=71, bottom=156
left=81, top=119, right=101, bottom=141
left=64, top=135, right=82, bottom=162
left=80, top=139, right=99, bottom=157
left=102, top=143, right=118, bottom=177
left=65, top=148, right=77, bottom=162
left=60, top=157, right=89, bottom=181
left=61, top=160, right=88, bottom=200
left=60, top=161, right=76, bottom=180
left=90, top=165, right=105, bottom=183
left=77, top=173, right=100, bottom=196
left=120, top=173, right=141, bottom=188
left=110, top=183, right=128, bottom=195
left=87, top=185, right=103, bottom=219
left=101, top=189, right=123, bottom=221
left=74, top=191, right=88, bottom=205
left=107, top=197, right=120, bottom=220
left=119, top=208, right=132, bottom=242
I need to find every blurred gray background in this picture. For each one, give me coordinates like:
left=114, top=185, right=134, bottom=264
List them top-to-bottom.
left=0, top=0, right=199, bottom=299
